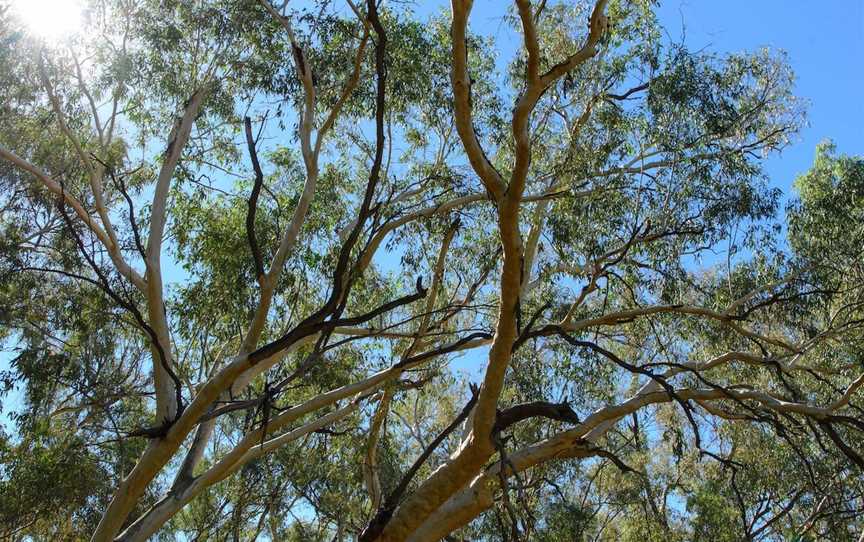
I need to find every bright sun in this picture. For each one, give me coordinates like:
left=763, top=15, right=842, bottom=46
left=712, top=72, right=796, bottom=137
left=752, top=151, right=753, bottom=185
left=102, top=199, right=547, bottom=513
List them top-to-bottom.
left=11, top=0, right=85, bottom=41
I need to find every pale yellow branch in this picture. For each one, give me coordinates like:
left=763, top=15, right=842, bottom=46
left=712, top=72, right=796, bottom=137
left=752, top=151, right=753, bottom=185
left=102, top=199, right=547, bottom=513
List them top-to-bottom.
left=450, top=0, right=505, bottom=199
left=0, top=145, right=146, bottom=291
left=364, top=389, right=393, bottom=511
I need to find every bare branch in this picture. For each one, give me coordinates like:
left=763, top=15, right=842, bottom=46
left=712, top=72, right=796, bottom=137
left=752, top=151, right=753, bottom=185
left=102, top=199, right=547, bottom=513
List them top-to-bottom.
left=243, top=116, right=266, bottom=280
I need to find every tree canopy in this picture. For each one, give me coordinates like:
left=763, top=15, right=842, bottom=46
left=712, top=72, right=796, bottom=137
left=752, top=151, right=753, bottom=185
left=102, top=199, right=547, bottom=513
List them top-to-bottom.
left=0, top=0, right=862, bottom=540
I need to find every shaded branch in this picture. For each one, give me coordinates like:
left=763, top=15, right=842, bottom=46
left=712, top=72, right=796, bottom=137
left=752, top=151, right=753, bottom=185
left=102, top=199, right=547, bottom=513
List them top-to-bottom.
left=244, top=116, right=266, bottom=280
left=494, top=400, right=580, bottom=432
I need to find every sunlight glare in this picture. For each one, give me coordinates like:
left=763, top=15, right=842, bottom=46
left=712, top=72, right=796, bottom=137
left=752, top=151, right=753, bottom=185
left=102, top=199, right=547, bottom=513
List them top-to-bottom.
left=11, top=0, right=85, bottom=41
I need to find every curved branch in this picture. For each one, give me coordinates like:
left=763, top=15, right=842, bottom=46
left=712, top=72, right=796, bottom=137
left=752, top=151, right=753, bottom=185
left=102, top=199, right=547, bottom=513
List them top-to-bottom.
left=243, top=116, right=266, bottom=280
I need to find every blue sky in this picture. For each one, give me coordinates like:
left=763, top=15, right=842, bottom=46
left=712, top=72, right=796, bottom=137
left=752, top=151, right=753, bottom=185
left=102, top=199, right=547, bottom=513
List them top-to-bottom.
left=2, top=0, right=863, bottom=430
left=411, top=0, right=864, bottom=186
left=653, top=0, right=864, bottom=191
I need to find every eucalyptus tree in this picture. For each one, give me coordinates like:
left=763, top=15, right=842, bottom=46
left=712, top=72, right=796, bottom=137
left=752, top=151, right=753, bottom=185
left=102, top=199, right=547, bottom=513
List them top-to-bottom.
left=1, top=0, right=862, bottom=540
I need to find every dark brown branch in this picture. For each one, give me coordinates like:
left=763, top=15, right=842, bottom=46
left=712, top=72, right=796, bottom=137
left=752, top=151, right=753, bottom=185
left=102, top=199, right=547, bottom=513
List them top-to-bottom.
left=605, top=82, right=649, bottom=101
left=244, top=116, right=266, bottom=279
left=89, top=153, right=146, bottom=260
left=113, top=172, right=147, bottom=260
left=56, top=185, right=184, bottom=435
left=331, top=277, right=427, bottom=328
left=247, top=280, right=428, bottom=366
left=512, top=301, right=552, bottom=351
left=554, top=329, right=703, bottom=451
left=394, top=331, right=493, bottom=370
left=198, top=398, right=262, bottom=423
left=494, top=400, right=580, bottom=432
left=819, top=421, right=864, bottom=469
left=587, top=446, right=637, bottom=473
left=750, top=489, right=804, bottom=539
